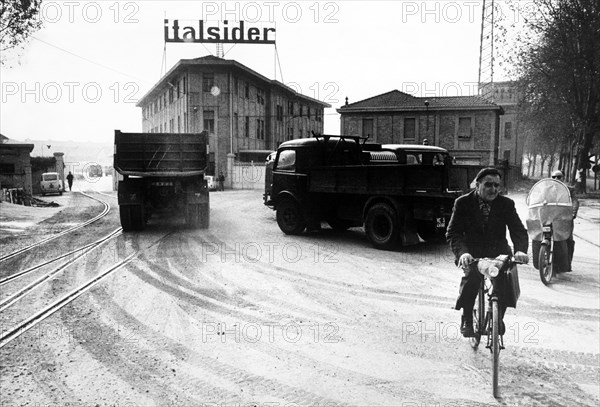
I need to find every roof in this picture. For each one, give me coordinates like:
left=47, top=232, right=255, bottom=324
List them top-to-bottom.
left=137, top=55, right=330, bottom=108
left=337, top=89, right=502, bottom=113
left=0, top=134, right=34, bottom=151
left=278, top=136, right=449, bottom=154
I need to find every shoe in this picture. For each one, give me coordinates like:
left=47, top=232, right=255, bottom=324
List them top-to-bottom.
left=461, top=315, right=475, bottom=337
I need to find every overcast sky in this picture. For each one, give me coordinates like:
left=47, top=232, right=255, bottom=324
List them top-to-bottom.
left=1, top=0, right=525, bottom=144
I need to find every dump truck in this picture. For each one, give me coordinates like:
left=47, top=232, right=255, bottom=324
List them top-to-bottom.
left=114, top=130, right=209, bottom=231
left=264, top=134, right=500, bottom=250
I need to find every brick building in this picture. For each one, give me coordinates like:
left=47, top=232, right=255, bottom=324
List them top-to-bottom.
left=137, top=55, right=330, bottom=175
left=481, top=81, right=524, bottom=167
left=337, top=90, right=504, bottom=166
left=0, top=134, right=34, bottom=196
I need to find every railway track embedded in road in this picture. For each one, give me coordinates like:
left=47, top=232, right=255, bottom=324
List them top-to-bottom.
left=0, top=191, right=112, bottom=263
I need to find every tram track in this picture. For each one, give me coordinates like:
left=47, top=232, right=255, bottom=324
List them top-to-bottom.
left=0, top=191, right=111, bottom=263
left=0, top=230, right=175, bottom=349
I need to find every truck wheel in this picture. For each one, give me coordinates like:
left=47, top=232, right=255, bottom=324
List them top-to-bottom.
left=276, top=199, right=306, bottom=235
left=365, top=203, right=399, bottom=250
left=120, top=205, right=134, bottom=231
left=131, top=205, right=145, bottom=230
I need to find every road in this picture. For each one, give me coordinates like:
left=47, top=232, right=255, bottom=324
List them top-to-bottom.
left=0, top=181, right=598, bottom=406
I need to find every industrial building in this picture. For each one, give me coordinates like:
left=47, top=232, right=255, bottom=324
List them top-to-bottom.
left=137, top=55, right=330, bottom=176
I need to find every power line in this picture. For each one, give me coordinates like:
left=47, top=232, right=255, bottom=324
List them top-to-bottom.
left=31, top=36, right=150, bottom=84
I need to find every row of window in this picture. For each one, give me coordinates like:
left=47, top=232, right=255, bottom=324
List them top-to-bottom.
left=144, top=76, right=188, bottom=119
left=149, top=113, right=188, bottom=133
left=360, top=117, right=513, bottom=140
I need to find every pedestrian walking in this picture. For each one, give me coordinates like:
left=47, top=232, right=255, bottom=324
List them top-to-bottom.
left=66, top=171, right=74, bottom=191
left=218, top=172, right=225, bottom=191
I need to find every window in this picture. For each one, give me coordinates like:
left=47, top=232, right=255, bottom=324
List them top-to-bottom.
left=203, top=73, right=214, bottom=92
left=182, top=76, right=187, bottom=94
left=234, top=77, right=238, bottom=95
left=245, top=82, right=249, bottom=99
left=257, top=88, right=265, bottom=104
left=288, top=101, right=294, bottom=115
left=276, top=105, right=283, bottom=121
left=299, top=105, right=303, bottom=117
left=307, top=106, right=311, bottom=119
left=316, top=109, right=322, bottom=122
left=203, top=110, right=215, bottom=133
left=183, top=113, right=188, bottom=132
left=234, top=113, right=238, bottom=137
left=177, top=116, right=181, bottom=132
left=245, top=116, right=250, bottom=137
left=458, top=117, right=472, bottom=139
left=169, top=118, right=174, bottom=132
left=404, top=118, right=416, bottom=140
left=257, top=119, right=265, bottom=139
left=362, top=119, right=373, bottom=138
left=504, top=122, right=512, bottom=139
left=287, top=127, right=294, bottom=140
left=276, top=150, right=296, bottom=171
left=0, top=163, right=15, bottom=174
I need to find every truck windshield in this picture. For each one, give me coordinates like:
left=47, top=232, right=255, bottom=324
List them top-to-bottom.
left=276, top=150, right=296, bottom=171
left=43, top=174, right=58, bottom=181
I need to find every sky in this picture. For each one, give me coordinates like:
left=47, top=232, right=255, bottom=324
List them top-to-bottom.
left=0, top=0, right=526, bottom=145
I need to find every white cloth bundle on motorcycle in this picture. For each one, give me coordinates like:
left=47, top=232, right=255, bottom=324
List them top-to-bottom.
left=525, top=179, right=573, bottom=241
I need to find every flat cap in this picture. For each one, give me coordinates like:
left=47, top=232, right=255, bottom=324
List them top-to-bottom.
left=475, top=167, right=502, bottom=182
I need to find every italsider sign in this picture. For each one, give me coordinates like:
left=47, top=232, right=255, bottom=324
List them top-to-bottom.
left=164, top=19, right=276, bottom=44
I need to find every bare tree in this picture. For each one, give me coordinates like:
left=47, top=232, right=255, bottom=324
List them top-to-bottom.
left=0, top=0, right=43, bottom=65
left=507, top=0, right=600, bottom=192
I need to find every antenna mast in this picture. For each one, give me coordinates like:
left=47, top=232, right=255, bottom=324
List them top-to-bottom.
left=478, top=0, right=495, bottom=101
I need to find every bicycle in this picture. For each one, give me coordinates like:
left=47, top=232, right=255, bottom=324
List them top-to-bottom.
left=466, top=254, right=522, bottom=398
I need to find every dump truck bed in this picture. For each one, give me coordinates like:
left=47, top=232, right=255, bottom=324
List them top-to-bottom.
left=114, top=131, right=208, bottom=177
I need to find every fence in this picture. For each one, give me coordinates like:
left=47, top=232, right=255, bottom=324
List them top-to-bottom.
left=230, top=161, right=266, bottom=190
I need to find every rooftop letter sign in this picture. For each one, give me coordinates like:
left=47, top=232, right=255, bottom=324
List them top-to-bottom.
left=164, top=20, right=276, bottom=44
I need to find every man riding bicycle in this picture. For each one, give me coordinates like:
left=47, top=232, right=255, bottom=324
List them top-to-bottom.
left=446, top=167, right=529, bottom=337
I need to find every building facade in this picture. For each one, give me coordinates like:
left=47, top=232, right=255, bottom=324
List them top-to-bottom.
left=137, top=56, right=330, bottom=175
left=481, top=81, right=524, bottom=167
left=337, top=90, right=504, bottom=166
left=0, top=134, right=34, bottom=196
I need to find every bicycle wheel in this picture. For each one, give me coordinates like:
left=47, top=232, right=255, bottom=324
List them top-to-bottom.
left=539, top=242, right=553, bottom=285
left=470, top=284, right=485, bottom=349
left=492, top=300, right=500, bottom=398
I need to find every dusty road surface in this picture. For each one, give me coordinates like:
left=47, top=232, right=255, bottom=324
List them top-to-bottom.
left=1, top=180, right=598, bottom=406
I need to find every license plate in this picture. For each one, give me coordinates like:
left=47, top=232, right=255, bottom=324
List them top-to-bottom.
left=436, top=217, right=446, bottom=228
left=542, top=226, right=551, bottom=233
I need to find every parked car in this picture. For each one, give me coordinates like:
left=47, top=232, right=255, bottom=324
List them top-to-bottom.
left=40, top=172, right=63, bottom=196
left=205, top=175, right=218, bottom=191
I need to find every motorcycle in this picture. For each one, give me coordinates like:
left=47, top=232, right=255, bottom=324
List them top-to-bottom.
left=525, top=178, right=574, bottom=285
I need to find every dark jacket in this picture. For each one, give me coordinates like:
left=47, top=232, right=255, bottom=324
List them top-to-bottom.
left=446, top=190, right=528, bottom=263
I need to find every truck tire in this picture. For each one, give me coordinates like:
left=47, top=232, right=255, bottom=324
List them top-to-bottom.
left=276, top=199, right=306, bottom=235
left=365, top=203, right=399, bottom=250
left=120, top=204, right=145, bottom=231
left=120, top=205, right=133, bottom=231
left=131, top=205, right=145, bottom=230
